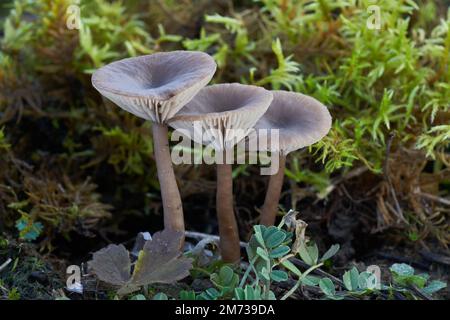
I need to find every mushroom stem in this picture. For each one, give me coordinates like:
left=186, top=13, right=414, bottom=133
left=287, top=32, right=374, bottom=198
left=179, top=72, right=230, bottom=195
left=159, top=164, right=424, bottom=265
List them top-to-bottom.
left=152, top=123, right=185, bottom=233
left=216, top=152, right=240, bottom=263
left=260, top=154, right=286, bottom=226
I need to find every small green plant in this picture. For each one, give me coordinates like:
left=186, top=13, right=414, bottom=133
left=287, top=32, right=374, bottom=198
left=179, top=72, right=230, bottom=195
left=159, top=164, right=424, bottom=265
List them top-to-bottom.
left=94, top=124, right=154, bottom=176
left=416, top=125, right=450, bottom=159
left=0, top=128, right=10, bottom=151
left=150, top=210, right=341, bottom=301
left=147, top=211, right=447, bottom=301
left=15, top=212, right=43, bottom=241
left=243, top=224, right=293, bottom=300
left=317, top=262, right=448, bottom=300
left=389, top=263, right=447, bottom=297
left=210, top=265, right=239, bottom=298
left=317, top=266, right=380, bottom=300
left=343, top=267, right=379, bottom=293
left=7, top=287, right=21, bottom=300
left=152, top=292, right=168, bottom=300
left=129, top=294, right=146, bottom=300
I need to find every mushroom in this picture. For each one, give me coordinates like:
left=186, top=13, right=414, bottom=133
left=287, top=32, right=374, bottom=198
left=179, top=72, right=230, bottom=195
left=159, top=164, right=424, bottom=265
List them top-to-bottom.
left=92, top=51, right=217, bottom=234
left=169, top=83, right=273, bottom=262
left=254, top=91, right=332, bottom=226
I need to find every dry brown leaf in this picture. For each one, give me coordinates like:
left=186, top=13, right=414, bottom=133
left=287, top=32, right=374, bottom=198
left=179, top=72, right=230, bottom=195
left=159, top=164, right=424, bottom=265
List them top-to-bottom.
left=281, top=210, right=309, bottom=254
left=89, top=230, right=193, bottom=297
left=118, top=230, right=192, bottom=295
left=88, top=244, right=131, bottom=286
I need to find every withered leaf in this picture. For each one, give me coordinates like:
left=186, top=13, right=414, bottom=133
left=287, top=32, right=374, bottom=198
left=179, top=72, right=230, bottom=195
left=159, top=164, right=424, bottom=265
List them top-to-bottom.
left=282, top=210, right=309, bottom=254
left=292, top=220, right=308, bottom=254
left=117, top=229, right=193, bottom=296
left=130, top=229, right=192, bottom=285
left=89, top=230, right=193, bottom=297
left=88, top=244, right=131, bottom=286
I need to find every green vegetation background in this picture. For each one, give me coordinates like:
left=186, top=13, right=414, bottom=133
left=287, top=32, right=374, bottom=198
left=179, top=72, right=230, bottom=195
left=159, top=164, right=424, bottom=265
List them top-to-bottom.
left=0, top=0, right=449, bottom=254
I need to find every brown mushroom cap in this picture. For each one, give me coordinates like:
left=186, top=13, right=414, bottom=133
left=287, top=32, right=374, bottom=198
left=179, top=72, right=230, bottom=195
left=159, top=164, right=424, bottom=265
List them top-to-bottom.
left=91, top=51, right=217, bottom=123
left=168, top=83, right=273, bottom=150
left=254, top=90, right=332, bottom=155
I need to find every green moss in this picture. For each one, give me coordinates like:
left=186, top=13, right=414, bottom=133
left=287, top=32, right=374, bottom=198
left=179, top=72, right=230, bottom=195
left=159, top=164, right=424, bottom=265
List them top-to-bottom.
left=0, top=0, right=448, bottom=246
left=0, top=241, right=64, bottom=300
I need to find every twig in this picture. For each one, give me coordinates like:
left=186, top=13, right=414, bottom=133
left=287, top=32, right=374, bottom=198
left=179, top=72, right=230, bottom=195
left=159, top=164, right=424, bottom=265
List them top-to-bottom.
left=383, top=132, right=406, bottom=223
left=331, top=166, right=369, bottom=185
left=417, top=192, right=450, bottom=206
left=185, top=230, right=248, bottom=248
left=186, top=231, right=348, bottom=289
left=419, top=250, right=450, bottom=266
left=376, top=252, right=430, bottom=270
left=239, top=257, right=257, bottom=288
left=0, top=258, right=12, bottom=272
left=290, top=258, right=345, bottom=287
left=410, top=285, right=432, bottom=300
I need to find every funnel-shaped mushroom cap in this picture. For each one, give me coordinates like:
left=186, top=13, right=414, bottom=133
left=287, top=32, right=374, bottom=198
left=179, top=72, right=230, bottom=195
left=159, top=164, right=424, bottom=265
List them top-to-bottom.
left=91, top=51, right=217, bottom=123
left=168, top=83, right=273, bottom=150
left=253, top=91, right=332, bottom=155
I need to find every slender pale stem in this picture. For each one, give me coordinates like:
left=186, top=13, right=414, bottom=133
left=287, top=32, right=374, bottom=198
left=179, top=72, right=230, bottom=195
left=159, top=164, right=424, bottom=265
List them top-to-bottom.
left=152, top=123, right=185, bottom=233
left=216, top=151, right=240, bottom=263
left=260, top=154, right=286, bottom=226
left=264, top=249, right=272, bottom=299
left=239, top=256, right=258, bottom=288
left=280, top=262, right=324, bottom=300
